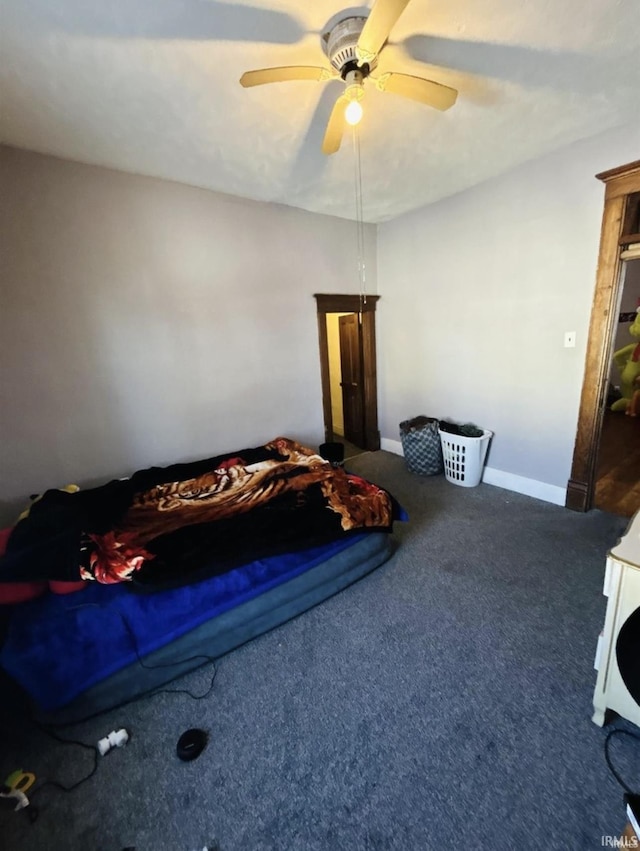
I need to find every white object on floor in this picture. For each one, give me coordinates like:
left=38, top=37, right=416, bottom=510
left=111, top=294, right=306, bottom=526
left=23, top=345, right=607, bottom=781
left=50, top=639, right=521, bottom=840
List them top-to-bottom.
left=439, top=429, right=492, bottom=488
left=592, top=510, right=640, bottom=728
left=97, top=728, right=129, bottom=756
left=0, top=788, right=30, bottom=811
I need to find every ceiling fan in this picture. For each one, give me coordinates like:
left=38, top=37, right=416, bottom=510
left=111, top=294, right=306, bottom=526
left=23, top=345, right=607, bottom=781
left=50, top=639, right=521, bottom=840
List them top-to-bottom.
left=239, top=0, right=458, bottom=155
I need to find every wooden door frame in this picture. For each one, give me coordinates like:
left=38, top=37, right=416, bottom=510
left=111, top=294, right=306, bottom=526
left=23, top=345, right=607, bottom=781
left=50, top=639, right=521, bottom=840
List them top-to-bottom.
left=566, top=160, right=640, bottom=511
left=314, top=294, right=380, bottom=451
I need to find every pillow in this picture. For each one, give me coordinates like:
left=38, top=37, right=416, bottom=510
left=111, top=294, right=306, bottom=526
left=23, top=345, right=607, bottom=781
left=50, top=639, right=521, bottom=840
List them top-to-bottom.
left=0, top=527, right=48, bottom=605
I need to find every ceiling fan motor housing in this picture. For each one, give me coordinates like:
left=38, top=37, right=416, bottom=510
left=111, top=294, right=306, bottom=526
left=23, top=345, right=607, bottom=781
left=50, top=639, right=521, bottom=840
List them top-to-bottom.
left=323, top=17, right=375, bottom=79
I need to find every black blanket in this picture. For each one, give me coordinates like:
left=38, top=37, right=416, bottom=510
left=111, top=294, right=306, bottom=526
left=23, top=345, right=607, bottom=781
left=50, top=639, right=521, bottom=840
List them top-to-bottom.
left=1, top=438, right=400, bottom=590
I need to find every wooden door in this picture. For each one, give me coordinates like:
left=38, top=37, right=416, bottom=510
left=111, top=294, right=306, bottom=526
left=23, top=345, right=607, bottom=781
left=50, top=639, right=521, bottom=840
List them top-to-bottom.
left=566, top=161, right=640, bottom=511
left=339, top=313, right=365, bottom=447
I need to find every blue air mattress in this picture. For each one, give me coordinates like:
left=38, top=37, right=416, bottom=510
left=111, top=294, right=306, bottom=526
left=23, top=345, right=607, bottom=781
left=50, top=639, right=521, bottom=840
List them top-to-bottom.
left=1, top=531, right=394, bottom=723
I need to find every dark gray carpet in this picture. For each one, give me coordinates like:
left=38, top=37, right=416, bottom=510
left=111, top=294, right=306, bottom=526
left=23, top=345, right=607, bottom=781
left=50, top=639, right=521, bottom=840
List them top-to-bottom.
left=1, top=451, right=639, bottom=851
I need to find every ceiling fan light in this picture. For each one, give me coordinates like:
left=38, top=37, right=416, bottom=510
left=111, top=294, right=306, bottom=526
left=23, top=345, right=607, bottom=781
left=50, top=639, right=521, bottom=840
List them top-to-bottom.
left=345, top=99, right=363, bottom=126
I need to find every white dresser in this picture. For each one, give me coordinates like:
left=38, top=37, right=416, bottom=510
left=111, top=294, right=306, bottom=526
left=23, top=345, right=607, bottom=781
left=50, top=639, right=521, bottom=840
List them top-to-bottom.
left=592, top=510, right=640, bottom=728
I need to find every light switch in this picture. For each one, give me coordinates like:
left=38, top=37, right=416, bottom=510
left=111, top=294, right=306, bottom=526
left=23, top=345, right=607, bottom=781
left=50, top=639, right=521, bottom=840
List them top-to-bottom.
left=564, top=331, right=576, bottom=348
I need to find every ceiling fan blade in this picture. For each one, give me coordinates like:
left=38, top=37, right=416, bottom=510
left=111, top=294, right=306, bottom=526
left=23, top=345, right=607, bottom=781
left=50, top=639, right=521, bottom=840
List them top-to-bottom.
left=356, top=0, right=412, bottom=64
left=240, top=67, right=336, bottom=87
left=374, top=72, right=458, bottom=110
left=322, top=95, right=349, bottom=156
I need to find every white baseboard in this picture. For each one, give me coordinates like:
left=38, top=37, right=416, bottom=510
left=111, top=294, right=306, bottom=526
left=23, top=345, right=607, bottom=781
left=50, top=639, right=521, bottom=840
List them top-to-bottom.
left=379, top=438, right=566, bottom=506
left=380, top=438, right=404, bottom=455
left=481, top=467, right=566, bottom=506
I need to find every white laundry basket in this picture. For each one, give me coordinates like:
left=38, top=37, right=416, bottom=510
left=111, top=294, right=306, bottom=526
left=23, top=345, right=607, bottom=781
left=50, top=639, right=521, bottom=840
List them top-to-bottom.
left=438, top=429, right=493, bottom=487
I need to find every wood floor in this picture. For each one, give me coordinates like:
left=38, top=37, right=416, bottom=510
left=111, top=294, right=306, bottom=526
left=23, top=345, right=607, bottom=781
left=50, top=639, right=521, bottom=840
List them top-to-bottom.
left=594, top=410, right=640, bottom=517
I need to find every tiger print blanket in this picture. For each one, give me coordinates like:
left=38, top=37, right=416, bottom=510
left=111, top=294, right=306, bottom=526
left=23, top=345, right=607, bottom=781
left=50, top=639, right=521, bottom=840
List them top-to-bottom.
left=2, top=438, right=400, bottom=589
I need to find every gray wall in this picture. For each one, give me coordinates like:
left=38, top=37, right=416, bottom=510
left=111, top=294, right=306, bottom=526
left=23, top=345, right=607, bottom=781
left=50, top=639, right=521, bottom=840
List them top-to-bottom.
left=377, top=123, right=640, bottom=489
left=3, top=128, right=638, bottom=520
left=0, top=146, right=376, bottom=523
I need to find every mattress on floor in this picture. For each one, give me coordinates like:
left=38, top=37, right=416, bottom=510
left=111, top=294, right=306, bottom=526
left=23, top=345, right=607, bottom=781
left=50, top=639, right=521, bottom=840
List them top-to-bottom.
left=1, top=531, right=394, bottom=724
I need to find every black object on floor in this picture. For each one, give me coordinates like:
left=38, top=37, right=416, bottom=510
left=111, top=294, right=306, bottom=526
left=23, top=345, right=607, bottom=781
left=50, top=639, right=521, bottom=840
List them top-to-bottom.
left=319, top=442, right=345, bottom=466
left=176, top=728, right=208, bottom=762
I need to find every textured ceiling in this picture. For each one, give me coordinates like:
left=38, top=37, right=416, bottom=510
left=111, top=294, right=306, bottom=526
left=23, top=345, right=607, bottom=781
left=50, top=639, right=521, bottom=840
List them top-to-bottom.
left=1, top=0, right=639, bottom=222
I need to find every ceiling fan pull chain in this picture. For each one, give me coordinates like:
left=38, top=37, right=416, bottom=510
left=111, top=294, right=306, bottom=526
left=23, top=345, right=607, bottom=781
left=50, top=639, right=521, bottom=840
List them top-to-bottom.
left=357, top=131, right=366, bottom=305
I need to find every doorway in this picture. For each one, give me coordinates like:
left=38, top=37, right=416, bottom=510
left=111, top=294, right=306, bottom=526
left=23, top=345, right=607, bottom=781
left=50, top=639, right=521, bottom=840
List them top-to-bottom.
left=567, top=160, right=640, bottom=514
left=593, top=259, right=640, bottom=516
left=314, top=294, right=380, bottom=453
left=326, top=311, right=365, bottom=451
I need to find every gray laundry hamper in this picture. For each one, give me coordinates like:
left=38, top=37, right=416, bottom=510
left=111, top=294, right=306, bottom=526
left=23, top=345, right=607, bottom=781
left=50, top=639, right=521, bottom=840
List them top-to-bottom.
left=399, top=416, right=443, bottom=476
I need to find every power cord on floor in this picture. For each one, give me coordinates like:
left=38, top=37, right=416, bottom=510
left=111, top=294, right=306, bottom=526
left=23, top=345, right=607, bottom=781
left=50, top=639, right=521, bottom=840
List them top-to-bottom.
left=45, top=603, right=219, bottom=728
left=15, top=604, right=219, bottom=818
left=117, top=609, right=219, bottom=703
left=3, top=722, right=101, bottom=823
left=29, top=723, right=99, bottom=796
left=603, top=725, right=640, bottom=834
left=604, top=727, right=640, bottom=796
